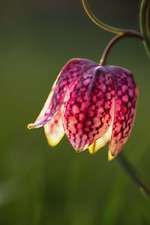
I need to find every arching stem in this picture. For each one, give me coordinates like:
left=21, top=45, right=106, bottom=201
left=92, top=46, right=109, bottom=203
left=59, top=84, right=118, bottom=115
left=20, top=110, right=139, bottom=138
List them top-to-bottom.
left=81, top=0, right=144, bottom=36
left=81, top=0, right=123, bottom=34
left=82, top=0, right=150, bottom=59
left=100, top=32, right=143, bottom=65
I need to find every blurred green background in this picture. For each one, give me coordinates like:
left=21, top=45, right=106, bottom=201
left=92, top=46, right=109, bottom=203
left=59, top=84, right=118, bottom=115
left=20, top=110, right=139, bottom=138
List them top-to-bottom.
left=0, top=0, right=150, bottom=224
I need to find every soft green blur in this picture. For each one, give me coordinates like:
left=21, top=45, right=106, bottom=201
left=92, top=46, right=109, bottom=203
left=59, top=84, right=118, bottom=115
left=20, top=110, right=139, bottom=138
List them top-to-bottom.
left=0, top=1, right=150, bottom=225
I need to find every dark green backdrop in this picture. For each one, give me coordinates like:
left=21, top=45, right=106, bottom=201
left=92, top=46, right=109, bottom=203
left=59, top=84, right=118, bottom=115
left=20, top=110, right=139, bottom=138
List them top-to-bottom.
left=0, top=0, right=150, bottom=225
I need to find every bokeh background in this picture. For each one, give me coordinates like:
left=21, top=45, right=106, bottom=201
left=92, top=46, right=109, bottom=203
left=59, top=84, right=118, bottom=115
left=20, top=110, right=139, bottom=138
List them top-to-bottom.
left=0, top=0, right=150, bottom=224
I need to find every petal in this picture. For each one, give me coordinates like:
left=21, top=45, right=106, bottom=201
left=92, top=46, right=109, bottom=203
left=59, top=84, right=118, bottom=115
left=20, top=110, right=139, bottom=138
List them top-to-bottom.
left=28, top=58, right=96, bottom=129
left=63, top=66, right=115, bottom=151
left=108, top=66, right=138, bottom=159
left=88, top=99, right=114, bottom=154
left=44, top=105, right=65, bottom=146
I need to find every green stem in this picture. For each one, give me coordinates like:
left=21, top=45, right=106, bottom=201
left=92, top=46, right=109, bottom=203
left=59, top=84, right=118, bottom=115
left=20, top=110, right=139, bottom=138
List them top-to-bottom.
left=81, top=0, right=141, bottom=35
left=82, top=0, right=150, bottom=59
left=140, top=0, right=150, bottom=57
left=100, top=32, right=143, bottom=65
left=117, top=154, right=150, bottom=199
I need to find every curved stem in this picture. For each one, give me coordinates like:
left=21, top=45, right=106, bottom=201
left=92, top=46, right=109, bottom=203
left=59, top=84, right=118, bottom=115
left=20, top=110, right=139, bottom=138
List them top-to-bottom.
left=82, top=0, right=139, bottom=35
left=82, top=0, right=150, bottom=60
left=140, top=0, right=150, bottom=57
left=100, top=32, right=143, bottom=65
left=117, top=154, right=150, bottom=199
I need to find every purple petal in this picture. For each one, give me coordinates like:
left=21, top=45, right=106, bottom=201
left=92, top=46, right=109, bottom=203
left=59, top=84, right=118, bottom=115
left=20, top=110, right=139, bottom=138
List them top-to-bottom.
left=28, top=58, right=96, bottom=129
left=63, top=66, right=115, bottom=151
left=107, top=66, right=138, bottom=158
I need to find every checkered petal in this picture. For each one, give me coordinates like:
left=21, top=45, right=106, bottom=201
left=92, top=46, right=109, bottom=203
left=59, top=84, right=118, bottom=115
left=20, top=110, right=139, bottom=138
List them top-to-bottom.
left=28, top=58, right=96, bottom=129
left=63, top=66, right=115, bottom=151
left=108, top=66, right=138, bottom=159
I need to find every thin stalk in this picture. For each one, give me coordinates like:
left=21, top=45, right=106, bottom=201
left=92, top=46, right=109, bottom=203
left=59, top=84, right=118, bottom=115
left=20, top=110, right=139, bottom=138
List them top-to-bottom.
left=82, top=0, right=141, bottom=35
left=82, top=0, right=150, bottom=58
left=100, top=32, right=143, bottom=65
left=117, top=154, right=150, bottom=198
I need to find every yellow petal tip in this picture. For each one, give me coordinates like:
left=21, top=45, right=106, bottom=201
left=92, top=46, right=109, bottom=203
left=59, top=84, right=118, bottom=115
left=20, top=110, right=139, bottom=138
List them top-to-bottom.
left=27, top=123, right=35, bottom=130
left=46, top=138, right=58, bottom=147
left=88, top=142, right=96, bottom=154
left=88, top=148, right=95, bottom=154
left=108, top=150, right=115, bottom=161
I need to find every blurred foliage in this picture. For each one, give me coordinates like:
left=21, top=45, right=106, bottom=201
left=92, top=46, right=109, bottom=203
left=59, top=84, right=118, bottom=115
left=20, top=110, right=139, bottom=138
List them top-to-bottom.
left=0, top=1, right=150, bottom=225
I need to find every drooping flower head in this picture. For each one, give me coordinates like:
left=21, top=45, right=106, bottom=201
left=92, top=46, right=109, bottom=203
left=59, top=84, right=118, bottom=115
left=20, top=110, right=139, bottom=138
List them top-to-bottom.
left=28, top=58, right=138, bottom=160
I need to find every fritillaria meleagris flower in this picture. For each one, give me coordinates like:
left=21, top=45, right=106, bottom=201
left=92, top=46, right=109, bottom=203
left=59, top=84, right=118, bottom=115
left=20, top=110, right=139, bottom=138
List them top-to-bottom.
left=28, top=58, right=138, bottom=160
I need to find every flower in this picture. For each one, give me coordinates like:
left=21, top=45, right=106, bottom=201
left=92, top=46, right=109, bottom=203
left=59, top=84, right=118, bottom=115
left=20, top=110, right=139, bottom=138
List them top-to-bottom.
left=28, top=58, right=138, bottom=160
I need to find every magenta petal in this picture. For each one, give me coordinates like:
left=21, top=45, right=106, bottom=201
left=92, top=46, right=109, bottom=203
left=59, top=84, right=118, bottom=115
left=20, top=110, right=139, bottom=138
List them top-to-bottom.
left=28, top=58, right=96, bottom=129
left=63, top=66, right=115, bottom=151
left=108, top=66, right=138, bottom=157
